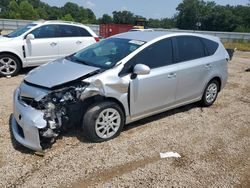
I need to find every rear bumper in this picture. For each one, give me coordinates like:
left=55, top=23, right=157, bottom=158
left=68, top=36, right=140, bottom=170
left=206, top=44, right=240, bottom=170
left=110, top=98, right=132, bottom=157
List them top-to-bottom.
left=11, top=88, right=46, bottom=152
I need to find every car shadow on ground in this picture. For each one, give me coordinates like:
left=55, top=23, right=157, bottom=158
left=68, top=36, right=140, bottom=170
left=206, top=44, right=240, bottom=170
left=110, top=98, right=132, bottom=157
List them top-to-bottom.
left=19, top=67, right=34, bottom=75
left=8, top=99, right=202, bottom=155
left=76, top=102, right=201, bottom=142
left=123, top=103, right=200, bottom=131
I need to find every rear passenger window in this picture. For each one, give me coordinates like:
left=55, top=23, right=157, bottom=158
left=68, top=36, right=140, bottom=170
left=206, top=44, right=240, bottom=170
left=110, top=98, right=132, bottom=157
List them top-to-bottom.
left=58, top=25, right=91, bottom=37
left=58, top=25, right=79, bottom=37
left=176, top=36, right=205, bottom=62
left=202, top=38, right=219, bottom=56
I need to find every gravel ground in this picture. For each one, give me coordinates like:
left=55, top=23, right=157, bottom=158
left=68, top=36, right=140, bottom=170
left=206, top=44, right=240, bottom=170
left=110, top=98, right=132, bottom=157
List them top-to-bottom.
left=0, top=51, right=249, bottom=188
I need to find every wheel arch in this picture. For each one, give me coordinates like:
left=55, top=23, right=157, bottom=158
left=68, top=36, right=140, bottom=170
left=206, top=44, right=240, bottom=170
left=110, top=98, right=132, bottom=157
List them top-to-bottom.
left=0, top=51, right=23, bottom=68
left=201, top=75, right=222, bottom=99
left=210, top=76, right=222, bottom=92
left=82, top=95, right=126, bottom=117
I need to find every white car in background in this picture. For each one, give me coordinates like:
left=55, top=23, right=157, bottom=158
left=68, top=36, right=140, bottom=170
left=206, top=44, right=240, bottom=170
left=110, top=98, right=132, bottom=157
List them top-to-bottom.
left=0, top=21, right=99, bottom=76
left=129, top=28, right=154, bottom=32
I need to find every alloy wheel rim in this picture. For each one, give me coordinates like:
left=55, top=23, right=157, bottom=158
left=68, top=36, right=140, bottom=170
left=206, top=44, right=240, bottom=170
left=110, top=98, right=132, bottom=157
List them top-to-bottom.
left=0, top=57, right=17, bottom=75
left=206, top=83, right=218, bottom=103
left=95, top=108, right=121, bottom=139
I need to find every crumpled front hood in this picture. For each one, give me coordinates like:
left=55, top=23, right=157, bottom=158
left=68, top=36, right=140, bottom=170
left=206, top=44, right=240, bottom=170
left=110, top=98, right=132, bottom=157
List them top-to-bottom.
left=24, top=58, right=100, bottom=88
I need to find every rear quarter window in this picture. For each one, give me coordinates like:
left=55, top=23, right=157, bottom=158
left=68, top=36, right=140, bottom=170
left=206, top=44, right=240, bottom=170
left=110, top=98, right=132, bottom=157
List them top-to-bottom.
left=78, top=27, right=92, bottom=37
left=202, top=38, right=219, bottom=56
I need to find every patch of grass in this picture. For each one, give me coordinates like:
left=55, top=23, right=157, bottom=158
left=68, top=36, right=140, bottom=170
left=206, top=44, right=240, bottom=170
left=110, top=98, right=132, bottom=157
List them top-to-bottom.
left=223, top=40, right=250, bottom=51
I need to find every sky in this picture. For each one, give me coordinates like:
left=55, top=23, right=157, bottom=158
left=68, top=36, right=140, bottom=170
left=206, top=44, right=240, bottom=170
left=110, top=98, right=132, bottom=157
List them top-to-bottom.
left=41, top=0, right=249, bottom=19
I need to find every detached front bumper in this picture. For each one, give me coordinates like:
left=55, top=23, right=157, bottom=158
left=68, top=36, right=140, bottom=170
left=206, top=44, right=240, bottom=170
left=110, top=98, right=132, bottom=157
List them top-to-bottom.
left=11, top=88, right=46, bottom=151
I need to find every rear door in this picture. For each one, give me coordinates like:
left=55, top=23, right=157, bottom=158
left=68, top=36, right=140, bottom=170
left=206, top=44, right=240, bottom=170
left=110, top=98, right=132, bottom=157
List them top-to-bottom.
left=24, top=24, right=59, bottom=66
left=57, top=25, right=96, bottom=58
left=174, top=36, right=211, bottom=103
left=124, top=38, right=178, bottom=118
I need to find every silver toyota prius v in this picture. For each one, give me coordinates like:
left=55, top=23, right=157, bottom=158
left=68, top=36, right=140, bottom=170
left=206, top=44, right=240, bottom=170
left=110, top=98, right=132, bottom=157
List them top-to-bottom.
left=11, top=31, right=229, bottom=152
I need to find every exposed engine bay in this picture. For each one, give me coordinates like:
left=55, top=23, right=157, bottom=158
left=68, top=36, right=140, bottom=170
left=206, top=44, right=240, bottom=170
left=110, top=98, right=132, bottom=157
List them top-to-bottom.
left=20, top=81, right=91, bottom=144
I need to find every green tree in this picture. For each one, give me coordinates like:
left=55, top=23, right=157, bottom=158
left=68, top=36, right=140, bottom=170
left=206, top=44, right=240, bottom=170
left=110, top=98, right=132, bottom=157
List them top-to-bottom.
left=0, top=0, right=11, bottom=16
left=7, top=0, right=21, bottom=19
left=175, top=0, right=243, bottom=32
left=176, top=0, right=205, bottom=30
left=19, top=1, right=38, bottom=20
left=62, top=2, right=79, bottom=19
left=233, top=5, right=250, bottom=30
left=47, top=6, right=62, bottom=20
left=36, top=7, right=48, bottom=19
left=85, top=8, right=96, bottom=23
left=112, top=11, right=135, bottom=24
left=61, top=13, right=74, bottom=22
left=98, top=14, right=113, bottom=24
left=161, top=18, right=176, bottom=28
left=148, top=19, right=162, bottom=28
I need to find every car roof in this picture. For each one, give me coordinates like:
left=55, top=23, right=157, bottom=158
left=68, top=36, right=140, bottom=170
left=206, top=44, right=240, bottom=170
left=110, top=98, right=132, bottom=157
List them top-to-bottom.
left=31, top=20, right=87, bottom=27
left=111, top=31, right=219, bottom=43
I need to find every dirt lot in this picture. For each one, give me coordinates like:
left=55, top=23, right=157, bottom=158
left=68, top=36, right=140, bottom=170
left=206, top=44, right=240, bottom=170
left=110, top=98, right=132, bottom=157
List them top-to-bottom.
left=0, top=52, right=249, bottom=188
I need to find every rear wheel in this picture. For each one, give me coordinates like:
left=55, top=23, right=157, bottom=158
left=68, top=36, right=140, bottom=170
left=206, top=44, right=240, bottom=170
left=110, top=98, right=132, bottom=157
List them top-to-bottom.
left=0, top=54, right=21, bottom=77
left=201, top=80, right=219, bottom=107
left=82, top=101, right=125, bottom=142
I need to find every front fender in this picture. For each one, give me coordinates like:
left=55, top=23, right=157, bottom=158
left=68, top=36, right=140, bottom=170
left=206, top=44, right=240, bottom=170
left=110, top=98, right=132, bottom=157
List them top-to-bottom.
left=0, top=47, right=24, bottom=65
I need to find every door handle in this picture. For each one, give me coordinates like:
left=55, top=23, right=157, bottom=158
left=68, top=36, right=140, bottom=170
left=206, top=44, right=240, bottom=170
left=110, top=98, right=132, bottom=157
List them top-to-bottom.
left=76, top=41, right=82, bottom=45
left=50, top=42, right=57, bottom=47
left=168, top=73, right=176, bottom=78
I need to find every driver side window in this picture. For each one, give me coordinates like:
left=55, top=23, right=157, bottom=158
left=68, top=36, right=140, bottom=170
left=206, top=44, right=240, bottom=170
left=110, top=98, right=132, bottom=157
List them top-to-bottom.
left=30, top=25, right=58, bottom=39
left=119, top=38, right=173, bottom=76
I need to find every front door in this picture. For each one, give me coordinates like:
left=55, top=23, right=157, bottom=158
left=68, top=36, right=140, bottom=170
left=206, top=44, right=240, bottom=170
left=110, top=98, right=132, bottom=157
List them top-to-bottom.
left=24, top=24, right=59, bottom=66
left=126, top=38, right=178, bottom=119
left=130, top=65, right=178, bottom=118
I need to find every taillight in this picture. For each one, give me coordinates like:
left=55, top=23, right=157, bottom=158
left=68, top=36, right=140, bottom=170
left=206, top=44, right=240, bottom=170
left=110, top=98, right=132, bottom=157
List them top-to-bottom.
left=94, top=37, right=100, bottom=42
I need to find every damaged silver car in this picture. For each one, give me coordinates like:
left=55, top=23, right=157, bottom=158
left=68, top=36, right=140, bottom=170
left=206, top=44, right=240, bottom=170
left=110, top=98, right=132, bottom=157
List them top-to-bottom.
left=11, top=32, right=229, bottom=151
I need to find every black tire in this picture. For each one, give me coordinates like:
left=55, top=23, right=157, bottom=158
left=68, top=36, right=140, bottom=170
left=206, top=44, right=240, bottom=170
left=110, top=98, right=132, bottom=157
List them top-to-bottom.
left=0, top=54, right=21, bottom=77
left=201, top=80, right=219, bottom=107
left=82, top=101, right=125, bottom=142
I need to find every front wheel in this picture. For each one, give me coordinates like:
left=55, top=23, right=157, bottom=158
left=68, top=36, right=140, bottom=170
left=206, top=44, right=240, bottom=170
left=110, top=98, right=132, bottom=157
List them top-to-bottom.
left=0, top=54, right=21, bottom=77
left=201, top=80, right=219, bottom=107
left=82, top=101, right=125, bottom=142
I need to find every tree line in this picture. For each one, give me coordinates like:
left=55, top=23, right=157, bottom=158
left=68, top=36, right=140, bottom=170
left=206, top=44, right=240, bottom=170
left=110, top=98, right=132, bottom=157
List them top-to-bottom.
left=0, top=0, right=249, bottom=32
left=0, top=0, right=96, bottom=23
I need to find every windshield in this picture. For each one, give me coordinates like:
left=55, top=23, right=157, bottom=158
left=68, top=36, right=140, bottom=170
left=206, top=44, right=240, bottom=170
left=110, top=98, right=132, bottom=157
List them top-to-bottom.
left=5, top=23, right=37, bottom=38
left=71, top=38, right=145, bottom=69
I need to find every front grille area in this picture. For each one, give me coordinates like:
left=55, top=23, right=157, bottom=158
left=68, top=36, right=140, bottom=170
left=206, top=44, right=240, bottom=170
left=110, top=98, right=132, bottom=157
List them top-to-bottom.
left=16, top=123, right=24, bottom=138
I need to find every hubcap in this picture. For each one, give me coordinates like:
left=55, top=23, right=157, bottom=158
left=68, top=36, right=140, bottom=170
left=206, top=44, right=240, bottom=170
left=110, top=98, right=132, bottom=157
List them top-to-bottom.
left=0, top=57, right=17, bottom=75
left=206, top=83, right=218, bottom=103
left=95, top=108, right=121, bottom=139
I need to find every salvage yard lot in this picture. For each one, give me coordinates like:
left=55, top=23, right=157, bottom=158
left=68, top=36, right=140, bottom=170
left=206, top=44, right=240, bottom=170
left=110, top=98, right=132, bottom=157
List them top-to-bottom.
left=0, top=51, right=249, bottom=188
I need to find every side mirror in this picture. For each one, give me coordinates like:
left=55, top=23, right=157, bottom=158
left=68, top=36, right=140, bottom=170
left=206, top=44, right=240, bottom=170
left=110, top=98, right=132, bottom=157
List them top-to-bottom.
left=26, top=33, right=35, bottom=41
left=133, top=64, right=150, bottom=75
